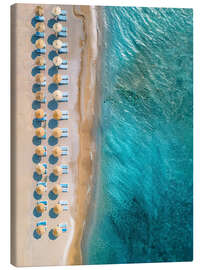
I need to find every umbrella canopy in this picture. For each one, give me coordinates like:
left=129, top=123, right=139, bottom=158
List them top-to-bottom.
left=35, top=6, right=44, bottom=16
left=52, top=6, right=61, bottom=16
left=35, top=22, right=45, bottom=32
left=53, top=22, right=63, bottom=33
left=35, top=38, right=45, bottom=49
left=53, top=39, right=63, bottom=50
left=35, top=55, right=45, bottom=66
left=53, top=56, right=63, bottom=67
left=35, top=73, right=45, bottom=83
left=53, top=73, right=62, bottom=84
left=53, top=90, right=62, bottom=101
left=35, top=91, right=44, bottom=101
left=35, top=108, right=44, bottom=119
left=53, top=109, right=62, bottom=120
left=35, top=127, right=45, bottom=138
left=52, top=127, right=62, bottom=138
left=35, top=145, right=45, bottom=156
left=52, top=146, right=62, bottom=157
left=36, top=163, right=45, bottom=175
left=53, top=166, right=63, bottom=176
left=35, top=184, right=45, bottom=195
left=52, top=184, right=62, bottom=195
left=36, top=203, right=45, bottom=213
left=53, top=204, right=63, bottom=215
left=36, top=225, right=45, bottom=236
left=52, top=226, right=62, bottom=238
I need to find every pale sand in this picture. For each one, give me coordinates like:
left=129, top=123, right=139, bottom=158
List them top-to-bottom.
left=11, top=3, right=97, bottom=266
left=11, top=4, right=85, bottom=266
left=67, top=5, right=98, bottom=265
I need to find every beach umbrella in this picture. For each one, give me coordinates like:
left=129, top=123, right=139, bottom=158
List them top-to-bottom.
left=35, top=6, right=44, bottom=16
left=52, top=6, right=61, bottom=16
left=35, top=22, right=45, bottom=32
left=53, top=22, right=63, bottom=33
left=35, top=38, right=45, bottom=49
left=53, top=39, right=63, bottom=50
left=35, top=55, right=45, bottom=66
left=53, top=56, right=62, bottom=67
left=35, top=73, right=44, bottom=83
left=53, top=73, right=62, bottom=84
left=53, top=90, right=62, bottom=101
left=35, top=91, right=44, bottom=101
left=35, top=108, right=44, bottom=119
left=53, top=109, right=62, bottom=120
left=35, top=127, right=45, bottom=138
left=52, top=127, right=62, bottom=138
left=35, top=145, right=45, bottom=156
left=52, top=146, right=62, bottom=157
left=36, top=163, right=45, bottom=175
left=53, top=166, right=63, bottom=176
left=35, top=184, right=45, bottom=195
left=52, top=184, right=62, bottom=195
left=36, top=203, right=45, bottom=213
left=53, top=204, right=63, bottom=215
left=36, top=225, right=45, bottom=236
left=52, top=226, right=62, bottom=238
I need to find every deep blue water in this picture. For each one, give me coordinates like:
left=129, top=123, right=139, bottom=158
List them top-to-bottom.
left=83, top=7, right=193, bottom=264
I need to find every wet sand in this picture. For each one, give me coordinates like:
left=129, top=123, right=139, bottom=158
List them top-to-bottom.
left=67, top=5, right=98, bottom=265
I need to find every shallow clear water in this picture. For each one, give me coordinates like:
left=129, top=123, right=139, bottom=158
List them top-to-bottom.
left=83, top=7, right=193, bottom=264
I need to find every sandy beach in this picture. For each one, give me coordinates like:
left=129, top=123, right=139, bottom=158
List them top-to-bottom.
left=11, top=4, right=97, bottom=266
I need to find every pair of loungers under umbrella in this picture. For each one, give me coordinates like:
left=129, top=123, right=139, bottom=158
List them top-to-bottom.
left=34, top=73, right=68, bottom=86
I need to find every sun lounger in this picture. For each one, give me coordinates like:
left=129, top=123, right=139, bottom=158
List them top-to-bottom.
left=61, top=10, right=67, bottom=15
left=57, top=15, right=67, bottom=22
left=35, top=16, right=45, bottom=22
left=58, top=31, right=67, bottom=38
left=35, top=32, right=45, bottom=38
left=60, top=43, right=67, bottom=48
left=35, top=48, right=46, bottom=54
left=58, top=48, right=68, bottom=54
left=62, top=59, right=68, bottom=64
left=58, top=64, right=67, bottom=70
left=36, top=65, right=46, bottom=70
left=58, top=75, right=68, bottom=85
left=59, top=79, right=68, bottom=85
left=53, top=92, right=68, bottom=102
left=58, top=92, right=68, bottom=102
left=59, top=111, right=69, bottom=120
left=61, top=128, right=68, bottom=137
left=39, top=133, right=46, bottom=139
left=42, top=146, right=47, bottom=157
left=61, top=146, right=68, bottom=155
left=42, top=163, right=47, bottom=174
left=60, top=164, right=68, bottom=174
left=37, top=182, right=47, bottom=189
left=60, top=183, right=68, bottom=192
left=59, top=201, right=68, bottom=210
left=37, top=220, right=47, bottom=227
left=58, top=223, right=68, bottom=232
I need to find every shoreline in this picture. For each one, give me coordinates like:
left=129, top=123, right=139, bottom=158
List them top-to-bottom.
left=67, top=5, right=98, bottom=265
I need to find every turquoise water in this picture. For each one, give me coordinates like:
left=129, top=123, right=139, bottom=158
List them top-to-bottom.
left=83, top=7, right=193, bottom=264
